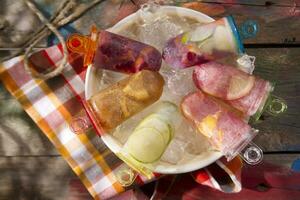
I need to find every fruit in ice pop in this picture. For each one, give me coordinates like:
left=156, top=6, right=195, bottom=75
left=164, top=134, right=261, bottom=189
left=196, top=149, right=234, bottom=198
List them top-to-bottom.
left=162, top=16, right=244, bottom=69
left=67, top=27, right=162, bottom=73
left=93, top=30, right=162, bottom=73
left=162, top=34, right=210, bottom=69
left=193, top=62, right=273, bottom=116
left=193, top=62, right=255, bottom=100
left=88, top=70, right=164, bottom=131
left=229, top=77, right=273, bottom=116
left=181, top=91, right=257, bottom=159
left=125, top=102, right=178, bottom=163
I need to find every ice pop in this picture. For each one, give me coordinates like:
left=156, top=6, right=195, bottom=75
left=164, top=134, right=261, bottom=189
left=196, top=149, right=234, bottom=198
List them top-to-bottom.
left=162, top=16, right=248, bottom=69
left=67, top=26, right=162, bottom=73
left=193, top=62, right=286, bottom=121
left=87, top=70, right=164, bottom=132
left=181, top=91, right=257, bottom=161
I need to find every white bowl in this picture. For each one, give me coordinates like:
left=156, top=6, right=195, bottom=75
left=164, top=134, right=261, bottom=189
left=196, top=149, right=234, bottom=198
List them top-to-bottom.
left=85, top=6, right=222, bottom=174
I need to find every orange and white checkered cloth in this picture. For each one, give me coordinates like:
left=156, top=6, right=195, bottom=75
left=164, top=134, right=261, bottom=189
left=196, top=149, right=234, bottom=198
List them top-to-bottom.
left=0, top=43, right=243, bottom=199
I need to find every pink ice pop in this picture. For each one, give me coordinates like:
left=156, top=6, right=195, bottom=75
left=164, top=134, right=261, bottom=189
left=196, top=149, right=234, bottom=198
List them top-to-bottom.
left=162, top=16, right=246, bottom=70
left=162, top=34, right=211, bottom=69
left=193, top=62, right=273, bottom=117
left=181, top=91, right=257, bottom=160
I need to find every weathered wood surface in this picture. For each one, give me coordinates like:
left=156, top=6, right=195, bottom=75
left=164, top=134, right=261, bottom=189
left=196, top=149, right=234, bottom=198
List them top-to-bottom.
left=200, top=0, right=299, bottom=6
left=180, top=1, right=300, bottom=45
left=246, top=48, right=300, bottom=152
left=0, top=83, right=58, bottom=156
left=262, top=153, right=300, bottom=168
left=0, top=154, right=298, bottom=200
left=0, top=156, right=77, bottom=200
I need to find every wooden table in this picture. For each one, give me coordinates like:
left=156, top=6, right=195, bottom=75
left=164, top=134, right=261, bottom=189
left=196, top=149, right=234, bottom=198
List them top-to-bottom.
left=0, top=1, right=299, bottom=199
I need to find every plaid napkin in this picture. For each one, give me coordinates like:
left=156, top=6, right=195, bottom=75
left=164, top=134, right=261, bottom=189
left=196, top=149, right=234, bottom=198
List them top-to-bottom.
left=0, top=44, right=243, bottom=199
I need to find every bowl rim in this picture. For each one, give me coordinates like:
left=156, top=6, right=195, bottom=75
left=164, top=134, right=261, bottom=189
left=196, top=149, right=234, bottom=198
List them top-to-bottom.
left=85, top=5, right=222, bottom=174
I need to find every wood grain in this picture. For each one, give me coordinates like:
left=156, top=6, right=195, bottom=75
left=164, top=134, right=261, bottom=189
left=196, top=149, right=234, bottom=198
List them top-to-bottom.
left=185, top=0, right=299, bottom=6
left=179, top=1, right=300, bottom=45
left=246, top=48, right=300, bottom=152
left=0, top=83, right=58, bottom=156
left=263, top=153, right=300, bottom=168
left=0, top=154, right=298, bottom=200
left=0, top=156, right=77, bottom=200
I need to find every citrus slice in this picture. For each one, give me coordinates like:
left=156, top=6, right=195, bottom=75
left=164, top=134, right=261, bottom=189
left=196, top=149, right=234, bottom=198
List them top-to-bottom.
left=227, top=75, right=255, bottom=100
left=197, top=114, right=218, bottom=138
left=126, top=127, right=165, bottom=163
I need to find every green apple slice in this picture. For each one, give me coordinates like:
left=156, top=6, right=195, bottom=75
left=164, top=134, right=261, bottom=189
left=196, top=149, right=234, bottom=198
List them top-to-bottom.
left=189, top=26, right=215, bottom=42
left=213, top=26, right=233, bottom=51
left=155, top=102, right=179, bottom=136
left=156, top=102, right=178, bottom=117
left=136, top=114, right=171, bottom=145
left=126, top=127, right=166, bottom=163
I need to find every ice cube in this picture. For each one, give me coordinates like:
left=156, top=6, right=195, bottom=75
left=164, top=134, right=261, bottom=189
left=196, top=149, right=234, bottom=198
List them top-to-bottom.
left=140, top=2, right=161, bottom=19
left=137, top=9, right=190, bottom=50
left=115, top=27, right=139, bottom=40
left=237, top=54, right=256, bottom=74
left=165, top=67, right=196, bottom=96
left=94, top=70, right=125, bottom=92
left=113, top=119, right=136, bottom=144
left=175, top=121, right=210, bottom=155
left=185, top=133, right=210, bottom=155
left=161, top=138, right=187, bottom=164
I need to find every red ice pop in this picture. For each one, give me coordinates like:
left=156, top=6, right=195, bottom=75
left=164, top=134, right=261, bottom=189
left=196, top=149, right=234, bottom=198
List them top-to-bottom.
left=67, top=26, right=162, bottom=73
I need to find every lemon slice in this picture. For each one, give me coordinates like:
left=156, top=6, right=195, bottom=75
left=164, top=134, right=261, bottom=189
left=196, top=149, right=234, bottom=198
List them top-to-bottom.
left=227, top=75, right=255, bottom=100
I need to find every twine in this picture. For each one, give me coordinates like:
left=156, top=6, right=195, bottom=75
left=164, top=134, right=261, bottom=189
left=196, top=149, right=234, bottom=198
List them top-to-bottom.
left=2, top=0, right=106, bottom=62
left=13, top=0, right=106, bottom=79
left=23, top=0, right=68, bottom=79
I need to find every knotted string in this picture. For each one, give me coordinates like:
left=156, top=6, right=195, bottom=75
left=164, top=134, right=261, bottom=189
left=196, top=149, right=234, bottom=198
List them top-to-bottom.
left=23, top=0, right=68, bottom=79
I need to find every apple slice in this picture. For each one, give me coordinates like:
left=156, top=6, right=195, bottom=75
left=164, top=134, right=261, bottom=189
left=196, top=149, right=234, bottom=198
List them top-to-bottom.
left=188, top=26, right=215, bottom=42
left=213, top=26, right=234, bottom=52
left=227, top=75, right=255, bottom=100
left=155, top=102, right=179, bottom=134
left=136, top=114, right=171, bottom=145
left=126, top=127, right=166, bottom=163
